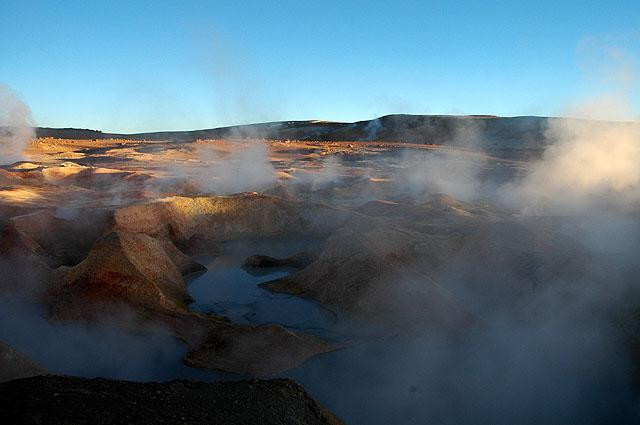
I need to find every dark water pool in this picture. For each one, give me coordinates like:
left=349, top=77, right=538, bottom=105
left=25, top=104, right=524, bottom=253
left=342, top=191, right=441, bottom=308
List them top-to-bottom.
left=188, top=239, right=344, bottom=339
left=190, top=240, right=640, bottom=425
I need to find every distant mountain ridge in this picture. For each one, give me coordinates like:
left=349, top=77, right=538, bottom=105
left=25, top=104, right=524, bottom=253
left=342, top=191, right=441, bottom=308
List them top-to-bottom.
left=33, top=114, right=640, bottom=160
left=35, top=114, right=549, bottom=143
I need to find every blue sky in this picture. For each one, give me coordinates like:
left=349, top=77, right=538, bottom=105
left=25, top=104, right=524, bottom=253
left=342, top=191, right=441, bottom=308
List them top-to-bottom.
left=1, top=1, right=638, bottom=132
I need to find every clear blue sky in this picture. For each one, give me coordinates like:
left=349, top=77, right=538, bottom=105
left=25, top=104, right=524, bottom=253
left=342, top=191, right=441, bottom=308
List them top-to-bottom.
left=1, top=1, right=638, bottom=132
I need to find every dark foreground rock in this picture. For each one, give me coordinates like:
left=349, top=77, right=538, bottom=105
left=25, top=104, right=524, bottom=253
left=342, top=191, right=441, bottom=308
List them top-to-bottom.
left=0, top=375, right=345, bottom=425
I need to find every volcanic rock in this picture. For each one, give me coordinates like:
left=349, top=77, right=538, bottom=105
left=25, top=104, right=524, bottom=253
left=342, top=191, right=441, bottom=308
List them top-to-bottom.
left=41, top=162, right=88, bottom=180
left=113, top=193, right=347, bottom=251
left=262, top=194, right=588, bottom=325
left=0, top=209, right=112, bottom=297
left=8, top=209, right=108, bottom=267
left=0, top=220, right=52, bottom=297
left=261, top=220, right=473, bottom=329
left=47, top=228, right=334, bottom=377
left=49, top=230, right=203, bottom=314
left=0, top=375, right=345, bottom=425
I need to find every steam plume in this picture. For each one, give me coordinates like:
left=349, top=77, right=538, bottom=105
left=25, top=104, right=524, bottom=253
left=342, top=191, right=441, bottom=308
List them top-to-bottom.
left=503, top=41, right=640, bottom=215
left=0, top=84, right=35, bottom=165
left=397, top=118, right=487, bottom=202
left=505, top=118, right=640, bottom=214
left=192, top=139, right=276, bottom=194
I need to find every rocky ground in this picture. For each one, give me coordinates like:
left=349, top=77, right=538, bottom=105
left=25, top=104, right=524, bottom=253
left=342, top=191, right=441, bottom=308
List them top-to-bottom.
left=2, top=123, right=640, bottom=423
left=2, top=135, right=524, bottom=377
left=0, top=375, right=344, bottom=425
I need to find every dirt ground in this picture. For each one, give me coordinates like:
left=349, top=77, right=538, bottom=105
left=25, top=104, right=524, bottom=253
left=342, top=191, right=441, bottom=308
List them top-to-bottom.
left=0, top=137, right=524, bottom=210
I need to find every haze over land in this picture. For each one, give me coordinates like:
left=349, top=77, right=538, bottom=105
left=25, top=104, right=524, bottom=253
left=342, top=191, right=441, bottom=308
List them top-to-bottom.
left=2, top=1, right=640, bottom=423
left=0, top=103, right=639, bottom=423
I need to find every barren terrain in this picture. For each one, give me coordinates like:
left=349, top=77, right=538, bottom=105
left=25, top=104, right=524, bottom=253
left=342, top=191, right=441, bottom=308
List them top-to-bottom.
left=2, top=115, right=640, bottom=424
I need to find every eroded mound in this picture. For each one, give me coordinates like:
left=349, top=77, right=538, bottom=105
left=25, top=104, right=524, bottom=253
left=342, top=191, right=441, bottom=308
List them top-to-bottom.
left=113, top=192, right=347, bottom=251
left=44, top=193, right=340, bottom=376
left=263, top=194, right=589, bottom=326
left=0, top=209, right=110, bottom=297
left=9, top=210, right=109, bottom=267
left=50, top=231, right=203, bottom=314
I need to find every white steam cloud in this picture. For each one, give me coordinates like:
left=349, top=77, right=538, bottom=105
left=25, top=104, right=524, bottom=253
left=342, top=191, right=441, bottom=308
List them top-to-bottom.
left=503, top=39, right=640, bottom=215
left=0, top=84, right=35, bottom=165
left=505, top=118, right=640, bottom=214
left=397, top=119, right=487, bottom=202
left=192, top=140, right=276, bottom=194
left=399, top=150, right=484, bottom=202
left=295, top=154, right=343, bottom=190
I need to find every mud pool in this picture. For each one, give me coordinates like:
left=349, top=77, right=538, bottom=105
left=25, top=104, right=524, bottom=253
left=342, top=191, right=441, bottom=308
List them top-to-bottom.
left=187, top=239, right=350, bottom=340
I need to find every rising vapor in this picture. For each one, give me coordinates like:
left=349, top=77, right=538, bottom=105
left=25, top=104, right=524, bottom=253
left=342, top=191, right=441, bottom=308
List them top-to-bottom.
left=502, top=41, right=640, bottom=215
left=0, top=84, right=35, bottom=165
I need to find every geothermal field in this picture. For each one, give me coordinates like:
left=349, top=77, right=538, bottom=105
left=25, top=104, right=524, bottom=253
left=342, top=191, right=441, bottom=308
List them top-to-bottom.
left=0, top=113, right=640, bottom=424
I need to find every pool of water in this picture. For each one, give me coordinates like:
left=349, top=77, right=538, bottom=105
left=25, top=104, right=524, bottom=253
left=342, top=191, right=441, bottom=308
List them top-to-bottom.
left=0, top=237, right=345, bottom=382
left=187, top=238, right=639, bottom=425
left=188, top=238, right=346, bottom=340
